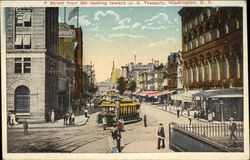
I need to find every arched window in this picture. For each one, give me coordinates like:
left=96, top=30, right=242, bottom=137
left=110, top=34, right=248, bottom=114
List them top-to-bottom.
left=194, top=18, right=198, bottom=25
left=189, top=22, right=192, bottom=29
left=225, top=24, right=229, bottom=34
left=216, top=29, right=220, bottom=38
left=206, top=32, right=211, bottom=41
left=200, top=35, right=204, bottom=45
left=195, top=39, right=199, bottom=47
left=189, top=42, right=193, bottom=50
left=184, top=44, right=188, bottom=51
left=236, top=57, right=240, bottom=79
left=215, top=58, right=220, bottom=80
left=223, top=58, right=229, bottom=79
left=207, top=61, right=212, bottom=81
left=199, top=63, right=204, bottom=81
left=193, top=65, right=198, bottom=82
left=189, top=67, right=193, bottom=82
left=185, top=68, right=189, bottom=84
left=15, top=85, right=30, bottom=113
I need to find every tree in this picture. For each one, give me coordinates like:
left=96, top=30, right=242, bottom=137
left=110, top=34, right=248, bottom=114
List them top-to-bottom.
left=116, top=77, right=127, bottom=95
left=127, top=80, right=136, bottom=92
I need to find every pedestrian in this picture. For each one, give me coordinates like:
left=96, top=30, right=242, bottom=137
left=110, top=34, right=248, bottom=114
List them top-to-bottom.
left=84, top=109, right=88, bottom=118
left=177, top=109, right=180, bottom=118
left=51, top=110, right=55, bottom=123
left=197, top=110, right=201, bottom=120
left=10, top=112, right=18, bottom=125
left=63, top=112, right=68, bottom=125
left=69, top=113, right=72, bottom=125
left=71, top=113, right=75, bottom=125
left=143, top=115, right=147, bottom=127
left=102, top=116, right=107, bottom=130
left=188, top=116, right=192, bottom=125
left=229, top=117, right=237, bottom=147
left=23, top=118, right=28, bottom=135
left=157, top=123, right=165, bottom=149
left=114, top=127, right=122, bottom=152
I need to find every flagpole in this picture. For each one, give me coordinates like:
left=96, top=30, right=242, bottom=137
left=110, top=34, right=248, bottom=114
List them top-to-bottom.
left=64, top=7, right=66, bottom=23
left=77, top=7, right=79, bottom=28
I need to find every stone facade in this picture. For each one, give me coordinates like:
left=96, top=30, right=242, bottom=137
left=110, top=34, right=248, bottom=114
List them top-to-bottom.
left=6, top=7, right=59, bottom=122
left=178, top=7, right=243, bottom=90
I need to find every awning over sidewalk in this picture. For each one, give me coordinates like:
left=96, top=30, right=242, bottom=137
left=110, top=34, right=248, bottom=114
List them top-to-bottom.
left=192, top=88, right=243, bottom=98
left=148, top=90, right=176, bottom=98
left=171, top=90, right=200, bottom=102
left=138, top=91, right=156, bottom=97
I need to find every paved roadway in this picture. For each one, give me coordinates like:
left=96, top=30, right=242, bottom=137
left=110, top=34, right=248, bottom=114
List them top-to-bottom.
left=7, top=103, right=204, bottom=153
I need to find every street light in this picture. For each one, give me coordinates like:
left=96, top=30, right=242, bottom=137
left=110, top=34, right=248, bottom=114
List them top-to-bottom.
left=114, top=97, right=121, bottom=122
left=219, top=99, right=224, bottom=122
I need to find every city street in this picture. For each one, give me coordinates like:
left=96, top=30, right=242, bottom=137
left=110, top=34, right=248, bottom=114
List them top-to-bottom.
left=7, top=103, right=205, bottom=153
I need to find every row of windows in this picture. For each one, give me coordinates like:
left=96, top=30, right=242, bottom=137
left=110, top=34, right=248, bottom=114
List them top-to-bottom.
left=15, top=8, right=32, bottom=27
left=183, top=23, right=235, bottom=52
left=15, top=34, right=31, bottom=49
left=14, top=57, right=31, bottom=74
left=183, top=58, right=240, bottom=83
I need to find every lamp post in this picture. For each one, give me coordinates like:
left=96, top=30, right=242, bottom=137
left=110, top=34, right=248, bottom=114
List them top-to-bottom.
left=114, top=97, right=121, bottom=152
left=114, top=98, right=121, bottom=123
left=220, top=99, right=224, bottom=122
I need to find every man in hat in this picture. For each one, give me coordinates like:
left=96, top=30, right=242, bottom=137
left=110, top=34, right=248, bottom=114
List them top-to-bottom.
left=51, top=110, right=55, bottom=123
left=229, top=117, right=237, bottom=147
left=23, top=118, right=29, bottom=135
left=157, top=123, right=165, bottom=149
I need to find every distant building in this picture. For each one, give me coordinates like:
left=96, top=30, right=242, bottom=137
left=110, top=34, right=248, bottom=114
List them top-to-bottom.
left=6, top=7, right=59, bottom=122
left=166, top=51, right=183, bottom=90
left=127, top=62, right=155, bottom=91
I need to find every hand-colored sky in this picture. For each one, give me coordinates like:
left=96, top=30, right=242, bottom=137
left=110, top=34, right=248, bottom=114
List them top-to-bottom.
left=59, top=7, right=182, bottom=82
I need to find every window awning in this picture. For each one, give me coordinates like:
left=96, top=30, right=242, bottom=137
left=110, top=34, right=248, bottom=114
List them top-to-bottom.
left=15, top=35, right=23, bottom=45
left=23, top=35, right=31, bottom=45
left=192, top=88, right=243, bottom=98
left=148, top=90, right=175, bottom=98
left=138, top=91, right=156, bottom=97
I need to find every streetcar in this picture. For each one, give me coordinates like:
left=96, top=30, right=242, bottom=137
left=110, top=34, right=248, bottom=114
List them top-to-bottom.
left=96, top=98, right=141, bottom=126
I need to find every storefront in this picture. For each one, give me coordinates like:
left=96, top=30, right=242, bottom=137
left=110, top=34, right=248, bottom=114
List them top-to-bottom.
left=193, top=88, right=243, bottom=121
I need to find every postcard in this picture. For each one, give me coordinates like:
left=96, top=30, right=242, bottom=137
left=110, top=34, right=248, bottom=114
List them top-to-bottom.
left=1, top=0, right=249, bottom=160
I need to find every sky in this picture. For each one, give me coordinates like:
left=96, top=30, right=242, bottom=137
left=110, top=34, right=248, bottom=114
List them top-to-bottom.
left=59, top=7, right=182, bottom=82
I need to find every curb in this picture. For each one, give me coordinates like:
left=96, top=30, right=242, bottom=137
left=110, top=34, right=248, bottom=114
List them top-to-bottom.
left=144, top=102, right=210, bottom=123
left=8, top=116, right=91, bottom=129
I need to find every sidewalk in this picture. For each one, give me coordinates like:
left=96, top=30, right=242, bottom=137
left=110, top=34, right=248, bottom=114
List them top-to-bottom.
left=145, top=102, right=242, bottom=124
left=7, top=114, right=90, bottom=129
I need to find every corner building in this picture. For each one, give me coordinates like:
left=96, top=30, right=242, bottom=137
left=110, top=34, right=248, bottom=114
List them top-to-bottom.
left=6, top=7, right=59, bottom=122
left=178, top=7, right=243, bottom=89
left=178, top=7, right=243, bottom=121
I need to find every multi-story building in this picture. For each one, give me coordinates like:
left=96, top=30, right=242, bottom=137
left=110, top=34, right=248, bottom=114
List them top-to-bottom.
left=6, top=7, right=59, bottom=122
left=178, top=7, right=243, bottom=121
left=179, top=7, right=243, bottom=89
left=59, top=23, right=84, bottom=102
left=74, top=27, right=83, bottom=100
left=166, top=51, right=183, bottom=90
left=128, top=62, right=155, bottom=91
left=153, top=63, right=166, bottom=91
